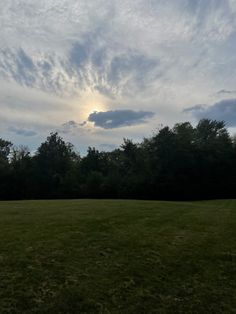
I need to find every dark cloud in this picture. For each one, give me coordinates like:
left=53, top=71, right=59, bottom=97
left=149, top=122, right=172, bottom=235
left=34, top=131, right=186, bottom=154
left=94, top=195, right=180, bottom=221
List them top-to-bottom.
left=217, top=89, right=236, bottom=95
left=184, top=98, right=236, bottom=126
left=183, top=104, right=205, bottom=113
left=88, top=110, right=155, bottom=129
left=60, top=120, right=87, bottom=134
left=61, top=120, right=80, bottom=134
left=62, top=120, right=78, bottom=127
left=79, top=121, right=87, bottom=126
left=9, top=126, right=37, bottom=137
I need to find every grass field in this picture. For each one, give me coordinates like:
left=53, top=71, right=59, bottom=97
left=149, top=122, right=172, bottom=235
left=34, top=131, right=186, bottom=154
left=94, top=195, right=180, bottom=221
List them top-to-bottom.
left=0, top=199, right=236, bottom=313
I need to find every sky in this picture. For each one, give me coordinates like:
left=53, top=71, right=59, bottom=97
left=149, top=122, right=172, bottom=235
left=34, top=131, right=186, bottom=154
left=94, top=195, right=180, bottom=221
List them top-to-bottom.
left=0, top=0, right=236, bottom=154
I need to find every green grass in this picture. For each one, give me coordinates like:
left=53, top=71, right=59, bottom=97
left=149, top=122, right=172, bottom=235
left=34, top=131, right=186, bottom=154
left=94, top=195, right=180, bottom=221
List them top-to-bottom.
left=0, top=199, right=236, bottom=313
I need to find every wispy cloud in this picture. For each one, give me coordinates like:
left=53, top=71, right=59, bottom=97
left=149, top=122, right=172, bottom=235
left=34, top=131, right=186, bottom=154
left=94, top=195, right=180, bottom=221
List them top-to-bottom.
left=0, top=0, right=236, bottom=150
left=217, top=89, right=236, bottom=95
left=9, top=126, right=37, bottom=137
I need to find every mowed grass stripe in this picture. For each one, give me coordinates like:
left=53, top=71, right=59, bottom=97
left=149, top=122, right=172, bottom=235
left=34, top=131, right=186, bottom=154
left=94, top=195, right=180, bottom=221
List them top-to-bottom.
left=0, top=200, right=235, bottom=313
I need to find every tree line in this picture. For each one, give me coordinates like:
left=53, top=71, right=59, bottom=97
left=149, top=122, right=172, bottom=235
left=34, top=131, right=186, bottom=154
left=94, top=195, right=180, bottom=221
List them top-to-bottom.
left=0, top=119, right=236, bottom=200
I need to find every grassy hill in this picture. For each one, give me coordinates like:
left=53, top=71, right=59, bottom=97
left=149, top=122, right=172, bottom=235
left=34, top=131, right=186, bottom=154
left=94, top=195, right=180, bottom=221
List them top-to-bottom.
left=0, top=199, right=236, bottom=313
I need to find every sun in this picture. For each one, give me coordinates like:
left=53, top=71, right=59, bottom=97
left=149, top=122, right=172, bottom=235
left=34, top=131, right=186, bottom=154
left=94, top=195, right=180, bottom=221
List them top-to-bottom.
left=72, top=90, right=108, bottom=122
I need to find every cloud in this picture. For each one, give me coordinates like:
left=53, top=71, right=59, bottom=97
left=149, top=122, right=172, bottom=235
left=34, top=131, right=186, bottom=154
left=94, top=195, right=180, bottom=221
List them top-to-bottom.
left=1, top=0, right=236, bottom=151
left=0, top=1, right=235, bottom=102
left=67, top=38, right=160, bottom=98
left=0, top=42, right=159, bottom=99
left=0, top=48, right=78, bottom=96
left=106, top=53, right=159, bottom=96
left=217, top=89, right=236, bottom=95
left=184, top=98, right=236, bottom=126
left=88, top=110, right=155, bottom=129
left=60, top=120, right=89, bottom=134
left=61, top=120, right=79, bottom=133
left=9, top=126, right=37, bottom=137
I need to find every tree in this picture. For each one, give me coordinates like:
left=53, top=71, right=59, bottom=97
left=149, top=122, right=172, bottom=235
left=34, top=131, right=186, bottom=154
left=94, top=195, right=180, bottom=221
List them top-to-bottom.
left=0, top=119, right=235, bottom=200
left=193, top=119, right=233, bottom=198
left=34, top=133, right=79, bottom=198
left=0, top=138, right=12, bottom=199
left=0, top=139, right=12, bottom=162
left=119, top=139, right=147, bottom=198
left=10, top=146, right=32, bottom=199
left=80, top=147, right=102, bottom=175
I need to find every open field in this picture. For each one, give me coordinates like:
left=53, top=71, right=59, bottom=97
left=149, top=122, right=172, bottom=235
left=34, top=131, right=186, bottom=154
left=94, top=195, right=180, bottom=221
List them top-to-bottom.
left=0, top=199, right=236, bottom=313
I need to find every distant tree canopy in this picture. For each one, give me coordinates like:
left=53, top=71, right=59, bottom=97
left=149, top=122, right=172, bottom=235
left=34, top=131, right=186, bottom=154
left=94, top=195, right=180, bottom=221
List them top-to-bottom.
left=0, top=119, right=235, bottom=200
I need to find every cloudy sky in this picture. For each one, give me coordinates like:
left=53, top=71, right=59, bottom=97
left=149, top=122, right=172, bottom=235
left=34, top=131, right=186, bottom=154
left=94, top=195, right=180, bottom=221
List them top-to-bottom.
left=1, top=0, right=236, bottom=153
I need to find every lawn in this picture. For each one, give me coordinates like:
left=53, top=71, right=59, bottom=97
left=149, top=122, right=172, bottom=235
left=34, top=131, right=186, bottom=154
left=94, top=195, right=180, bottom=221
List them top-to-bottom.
left=0, top=199, right=236, bottom=313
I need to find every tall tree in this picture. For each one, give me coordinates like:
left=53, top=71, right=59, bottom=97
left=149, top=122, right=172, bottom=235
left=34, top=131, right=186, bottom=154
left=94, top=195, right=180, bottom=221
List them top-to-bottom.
left=34, top=133, right=78, bottom=198
left=0, top=139, right=12, bottom=199
left=10, top=146, right=32, bottom=199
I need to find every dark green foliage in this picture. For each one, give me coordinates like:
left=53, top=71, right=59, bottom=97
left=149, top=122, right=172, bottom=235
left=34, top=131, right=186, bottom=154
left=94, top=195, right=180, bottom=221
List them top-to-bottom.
left=0, top=119, right=235, bottom=200
left=33, top=132, right=79, bottom=198
left=0, top=138, right=12, bottom=161
left=0, top=139, right=12, bottom=199
left=10, top=146, right=33, bottom=199
left=0, top=199, right=236, bottom=313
